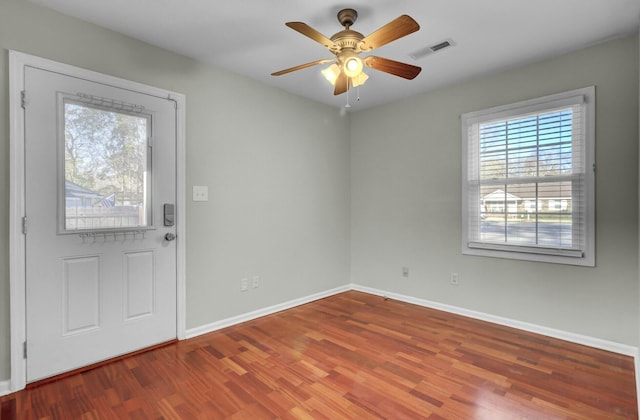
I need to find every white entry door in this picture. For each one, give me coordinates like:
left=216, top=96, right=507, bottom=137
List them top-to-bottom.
left=24, top=65, right=178, bottom=382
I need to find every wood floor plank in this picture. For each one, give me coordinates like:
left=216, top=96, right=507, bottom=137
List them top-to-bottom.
left=1, top=291, right=637, bottom=419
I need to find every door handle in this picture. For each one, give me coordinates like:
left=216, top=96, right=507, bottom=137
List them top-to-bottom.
left=164, top=232, right=176, bottom=241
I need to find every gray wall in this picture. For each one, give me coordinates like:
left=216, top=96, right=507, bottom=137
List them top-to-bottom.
left=0, top=0, right=351, bottom=381
left=351, top=34, right=639, bottom=346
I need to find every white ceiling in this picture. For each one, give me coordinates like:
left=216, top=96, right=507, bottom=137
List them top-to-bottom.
left=30, top=0, right=640, bottom=111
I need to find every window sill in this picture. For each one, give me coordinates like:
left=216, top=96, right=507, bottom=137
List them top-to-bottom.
left=463, top=243, right=595, bottom=267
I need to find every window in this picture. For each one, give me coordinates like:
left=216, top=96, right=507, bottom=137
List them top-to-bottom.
left=461, top=87, right=595, bottom=266
left=60, top=95, right=152, bottom=232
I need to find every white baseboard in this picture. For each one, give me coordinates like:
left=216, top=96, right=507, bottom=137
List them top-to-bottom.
left=350, top=284, right=638, bottom=357
left=186, top=285, right=350, bottom=339
left=636, top=350, right=640, bottom=416
left=0, top=379, right=11, bottom=397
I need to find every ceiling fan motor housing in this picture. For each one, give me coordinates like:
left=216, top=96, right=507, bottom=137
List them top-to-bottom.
left=331, top=29, right=365, bottom=60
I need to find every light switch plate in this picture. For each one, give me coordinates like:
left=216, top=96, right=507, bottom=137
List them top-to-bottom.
left=192, top=185, right=208, bottom=202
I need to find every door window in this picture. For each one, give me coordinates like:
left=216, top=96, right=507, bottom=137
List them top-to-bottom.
left=60, top=95, right=152, bottom=232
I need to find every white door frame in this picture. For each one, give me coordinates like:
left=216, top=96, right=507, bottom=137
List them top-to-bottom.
left=8, top=50, right=187, bottom=393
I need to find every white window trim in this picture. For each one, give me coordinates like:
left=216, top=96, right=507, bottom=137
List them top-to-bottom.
left=461, top=87, right=595, bottom=266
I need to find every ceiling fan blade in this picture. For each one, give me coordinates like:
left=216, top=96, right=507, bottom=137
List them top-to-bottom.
left=360, top=15, right=420, bottom=51
left=285, top=22, right=336, bottom=49
left=364, top=56, right=422, bottom=80
left=271, top=59, right=335, bottom=76
left=334, top=71, right=349, bottom=95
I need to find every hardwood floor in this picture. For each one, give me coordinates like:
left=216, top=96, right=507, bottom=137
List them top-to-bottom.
left=1, top=291, right=637, bottom=419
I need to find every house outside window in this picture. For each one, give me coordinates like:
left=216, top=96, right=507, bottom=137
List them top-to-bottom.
left=461, top=87, right=595, bottom=266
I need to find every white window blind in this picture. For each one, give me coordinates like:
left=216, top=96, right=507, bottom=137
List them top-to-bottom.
left=461, top=87, right=595, bottom=266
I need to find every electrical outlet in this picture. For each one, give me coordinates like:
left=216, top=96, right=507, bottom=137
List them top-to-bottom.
left=192, top=185, right=209, bottom=202
left=402, top=267, right=409, bottom=277
left=451, top=273, right=459, bottom=285
left=252, top=276, right=259, bottom=288
left=240, top=278, right=248, bottom=292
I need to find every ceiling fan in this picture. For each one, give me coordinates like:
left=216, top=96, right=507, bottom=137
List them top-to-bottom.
left=272, top=8, right=422, bottom=96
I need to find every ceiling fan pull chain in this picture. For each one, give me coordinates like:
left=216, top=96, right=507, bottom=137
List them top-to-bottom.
left=345, top=86, right=351, bottom=108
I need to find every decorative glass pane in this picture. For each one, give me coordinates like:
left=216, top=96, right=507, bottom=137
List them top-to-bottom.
left=63, top=99, right=151, bottom=231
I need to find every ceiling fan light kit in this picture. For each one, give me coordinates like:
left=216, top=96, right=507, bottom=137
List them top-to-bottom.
left=272, top=8, right=422, bottom=98
left=343, top=56, right=363, bottom=78
left=321, top=64, right=340, bottom=84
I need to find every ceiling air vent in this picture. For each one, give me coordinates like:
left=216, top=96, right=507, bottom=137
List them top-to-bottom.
left=409, top=38, right=455, bottom=60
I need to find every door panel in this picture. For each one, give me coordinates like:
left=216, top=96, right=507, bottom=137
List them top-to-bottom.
left=24, top=65, right=177, bottom=382
left=124, top=251, right=155, bottom=320
left=62, top=255, right=101, bottom=335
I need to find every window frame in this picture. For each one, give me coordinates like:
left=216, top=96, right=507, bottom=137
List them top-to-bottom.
left=461, top=87, right=595, bottom=266
left=57, top=93, right=154, bottom=234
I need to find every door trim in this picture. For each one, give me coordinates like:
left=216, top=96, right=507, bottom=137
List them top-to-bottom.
left=8, top=50, right=187, bottom=393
